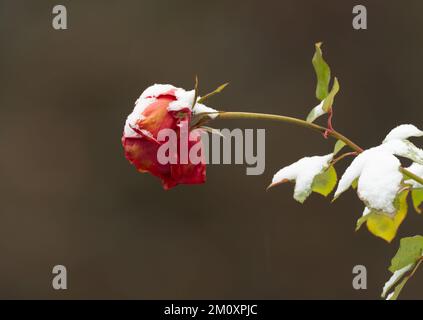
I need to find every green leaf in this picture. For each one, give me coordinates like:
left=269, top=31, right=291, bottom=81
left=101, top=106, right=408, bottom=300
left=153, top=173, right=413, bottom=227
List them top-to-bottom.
left=312, top=42, right=331, bottom=101
left=322, top=77, right=340, bottom=112
left=197, top=82, right=229, bottom=103
left=333, top=140, right=346, bottom=156
left=312, top=165, right=337, bottom=197
left=351, top=178, right=358, bottom=189
left=411, top=189, right=423, bottom=214
left=356, top=191, right=409, bottom=243
left=389, top=235, right=423, bottom=272
left=382, top=236, right=423, bottom=300
left=385, top=275, right=410, bottom=300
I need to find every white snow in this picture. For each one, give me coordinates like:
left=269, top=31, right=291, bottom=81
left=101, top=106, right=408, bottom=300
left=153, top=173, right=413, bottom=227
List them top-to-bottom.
left=124, top=84, right=218, bottom=138
left=140, top=84, right=177, bottom=99
left=168, top=89, right=195, bottom=112
left=168, top=89, right=218, bottom=118
left=124, top=98, right=155, bottom=137
left=306, top=101, right=325, bottom=123
left=192, top=103, right=218, bottom=118
left=335, top=124, right=423, bottom=213
left=383, top=124, right=423, bottom=143
left=382, top=139, right=423, bottom=165
left=335, top=148, right=402, bottom=214
left=334, top=149, right=371, bottom=198
left=357, top=151, right=402, bottom=214
left=271, top=153, right=333, bottom=203
left=405, top=163, right=423, bottom=188
left=362, top=207, right=371, bottom=217
left=382, top=263, right=414, bottom=298
left=386, top=292, right=395, bottom=300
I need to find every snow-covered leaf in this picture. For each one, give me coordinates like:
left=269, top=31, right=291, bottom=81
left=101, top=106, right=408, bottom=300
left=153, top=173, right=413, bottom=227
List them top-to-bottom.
left=307, top=43, right=339, bottom=123
left=306, top=79, right=340, bottom=123
left=306, top=101, right=325, bottom=123
left=334, top=124, right=423, bottom=213
left=382, top=124, right=423, bottom=164
left=383, top=124, right=423, bottom=143
left=382, top=139, right=423, bottom=165
left=335, top=149, right=403, bottom=214
left=269, top=154, right=334, bottom=203
left=356, top=191, right=408, bottom=243
left=382, top=235, right=423, bottom=300
left=382, top=264, right=413, bottom=300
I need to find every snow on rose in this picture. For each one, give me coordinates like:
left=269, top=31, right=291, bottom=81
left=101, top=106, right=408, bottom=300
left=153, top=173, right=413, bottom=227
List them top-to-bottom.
left=121, top=43, right=423, bottom=300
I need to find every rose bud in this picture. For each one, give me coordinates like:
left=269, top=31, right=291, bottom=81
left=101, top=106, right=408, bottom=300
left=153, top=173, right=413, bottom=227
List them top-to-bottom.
left=122, top=84, right=217, bottom=189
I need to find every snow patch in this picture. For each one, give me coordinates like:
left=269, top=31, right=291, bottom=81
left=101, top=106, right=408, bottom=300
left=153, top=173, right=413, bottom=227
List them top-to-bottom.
left=124, top=84, right=217, bottom=138
left=140, top=84, right=177, bottom=99
left=124, top=98, right=155, bottom=137
left=306, top=101, right=326, bottom=123
left=335, top=124, right=423, bottom=213
left=383, top=124, right=423, bottom=143
left=335, top=148, right=402, bottom=214
left=357, top=151, right=402, bottom=214
left=271, top=154, right=333, bottom=203
left=382, top=263, right=414, bottom=298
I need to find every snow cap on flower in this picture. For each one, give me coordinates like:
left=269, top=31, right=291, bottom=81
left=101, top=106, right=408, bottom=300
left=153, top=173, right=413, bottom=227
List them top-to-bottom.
left=122, top=84, right=216, bottom=189
left=124, top=84, right=217, bottom=138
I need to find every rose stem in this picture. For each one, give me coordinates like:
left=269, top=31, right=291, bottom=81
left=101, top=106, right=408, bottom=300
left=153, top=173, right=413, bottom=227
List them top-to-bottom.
left=216, top=111, right=423, bottom=185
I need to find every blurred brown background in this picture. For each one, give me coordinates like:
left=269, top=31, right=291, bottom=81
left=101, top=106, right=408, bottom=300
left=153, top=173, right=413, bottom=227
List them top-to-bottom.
left=0, top=0, right=422, bottom=299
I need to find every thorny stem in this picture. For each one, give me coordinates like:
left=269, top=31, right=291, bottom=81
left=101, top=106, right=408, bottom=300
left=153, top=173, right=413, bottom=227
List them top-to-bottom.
left=216, top=111, right=423, bottom=185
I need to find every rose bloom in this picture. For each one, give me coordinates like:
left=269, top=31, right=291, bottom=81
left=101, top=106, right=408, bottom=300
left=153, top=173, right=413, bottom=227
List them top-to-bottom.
left=122, top=84, right=216, bottom=189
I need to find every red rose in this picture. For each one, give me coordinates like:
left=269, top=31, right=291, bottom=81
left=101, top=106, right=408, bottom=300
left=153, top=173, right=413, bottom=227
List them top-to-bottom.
left=122, top=84, right=216, bottom=189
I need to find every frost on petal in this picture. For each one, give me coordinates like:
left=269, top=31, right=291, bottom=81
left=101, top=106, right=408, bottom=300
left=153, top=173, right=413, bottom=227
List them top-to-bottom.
left=383, top=124, right=423, bottom=143
left=357, top=151, right=402, bottom=214
left=270, top=154, right=333, bottom=203
left=405, top=163, right=423, bottom=188
left=382, top=263, right=413, bottom=298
